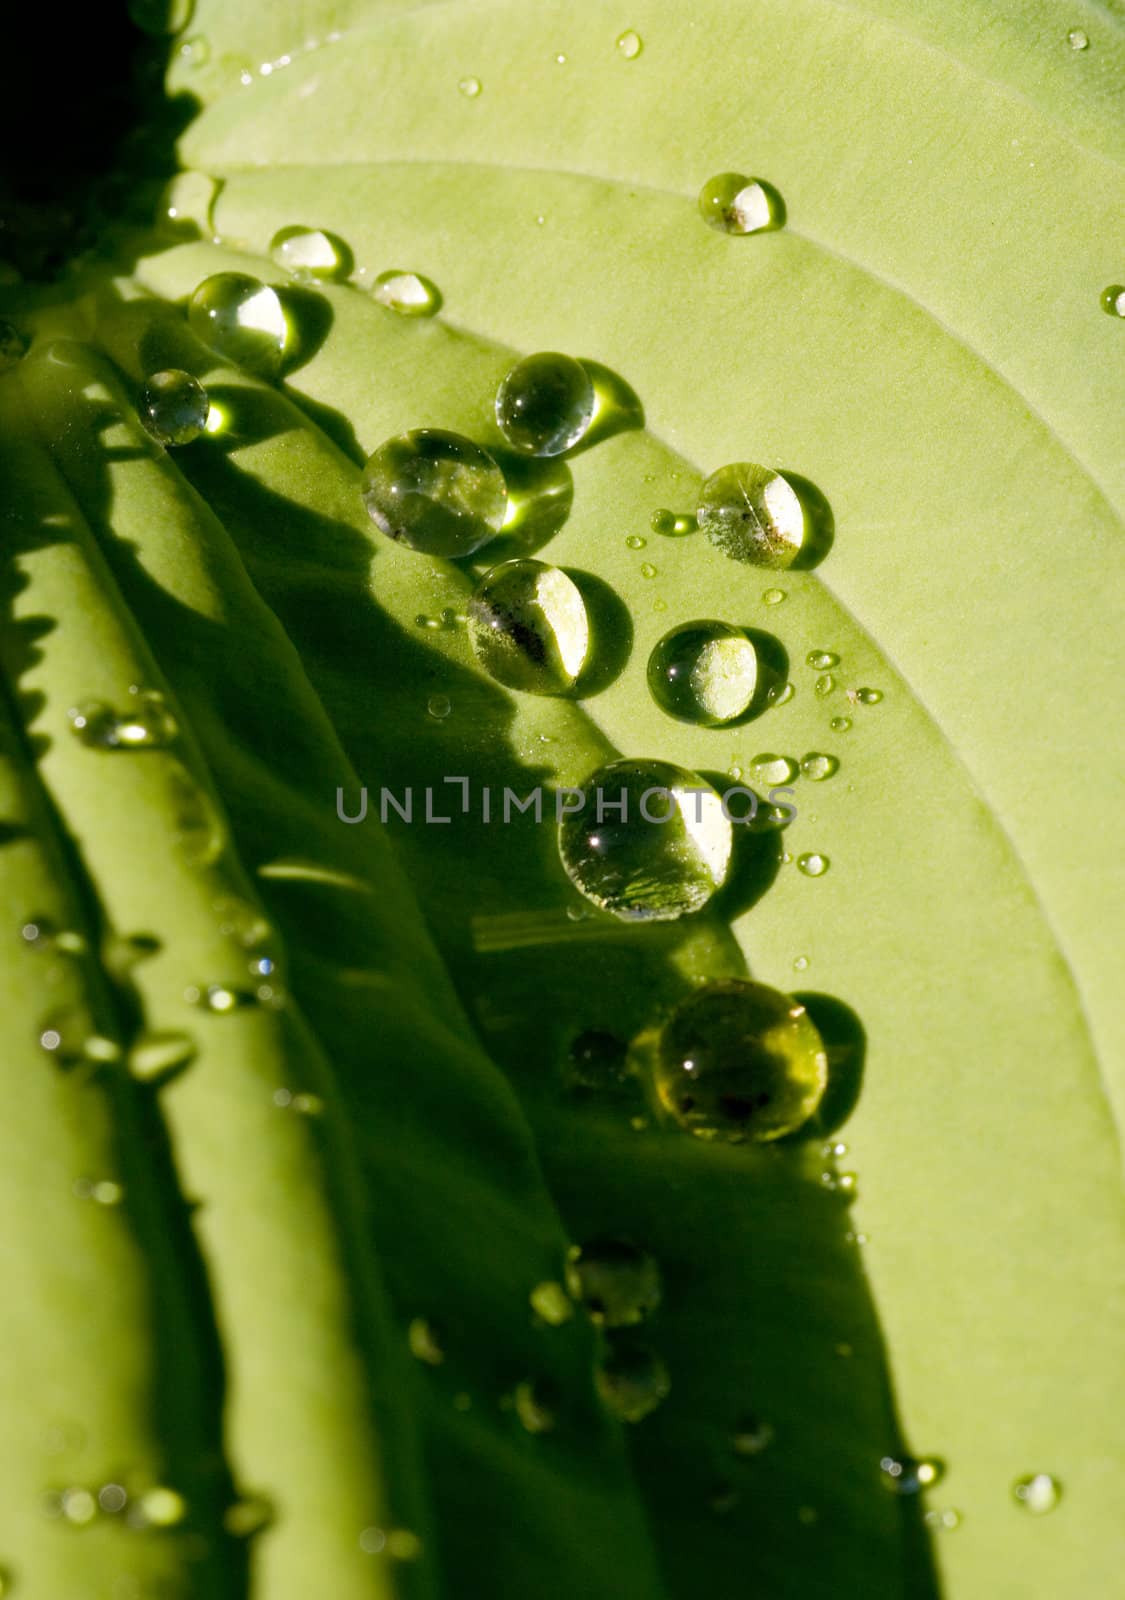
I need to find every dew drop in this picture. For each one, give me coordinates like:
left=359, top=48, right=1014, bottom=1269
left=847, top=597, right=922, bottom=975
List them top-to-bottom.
left=1067, top=27, right=1089, bottom=49
left=616, top=29, right=643, bottom=59
left=180, top=32, right=209, bottom=66
left=458, top=76, right=482, bottom=97
left=698, top=173, right=784, bottom=235
left=269, top=225, right=351, bottom=281
left=373, top=269, right=441, bottom=317
left=187, top=272, right=289, bottom=377
left=1100, top=285, right=1125, bottom=318
left=0, top=320, right=29, bottom=373
left=495, top=352, right=594, bottom=457
left=362, top=429, right=507, bottom=556
left=697, top=464, right=804, bottom=567
left=650, top=509, right=697, bottom=537
left=625, top=534, right=647, bottom=550
left=467, top=558, right=589, bottom=695
left=639, top=562, right=658, bottom=579
left=762, top=588, right=786, bottom=605
left=647, top=621, right=759, bottom=726
left=806, top=650, right=839, bottom=670
left=814, top=674, right=837, bottom=698
left=766, top=681, right=795, bottom=707
left=854, top=686, right=883, bottom=704
left=69, top=689, right=178, bottom=750
left=426, top=694, right=452, bottom=721
left=830, top=716, right=852, bottom=732
left=800, top=752, right=838, bottom=782
left=751, top=753, right=798, bottom=786
left=558, top=758, right=733, bottom=921
left=167, top=761, right=225, bottom=865
left=797, top=852, right=829, bottom=877
left=213, top=896, right=273, bottom=950
left=19, top=917, right=86, bottom=955
left=793, top=955, right=809, bottom=972
left=643, top=978, right=828, bottom=1142
left=187, top=982, right=262, bottom=1013
left=39, top=1011, right=121, bottom=1069
left=565, top=1028, right=631, bottom=1092
left=128, top=1031, right=197, bottom=1083
left=565, top=1239, right=661, bottom=1327
left=529, top=1280, right=573, bottom=1326
left=596, top=1343, right=669, bottom=1422
left=512, top=1378, right=556, bottom=1434
left=731, top=1415, right=775, bottom=1456
left=880, top=1455, right=945, bottom=1495
left=1012, top=1473, right=1061, bottom=1514
left=98, top=1484, right=128, bottom=1514
left=60, top=1487, right=98, bottom=1525
left=223, top=1495, right=274, bottom=1538
left=925, top=1508, right=962, bottom=1531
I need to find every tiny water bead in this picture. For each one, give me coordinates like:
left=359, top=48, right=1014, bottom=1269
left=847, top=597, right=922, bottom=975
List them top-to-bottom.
left=1067, top=27, right=1089, bottom=49
left=616, top=29, right=643, bottom=59
left=458, top=76, right=482, bottom=97
left=698, top=173, right=784, bottom=235
left=268, top=226, right=351, bottom=281
left=373, top=270, right=441, bottom=317
left=187, top=273, right=289, bottom=378
left=1101, top=285, right=1125, bottom=318
left=0, top=320, right=28, bottom=372
left=495, top=352, right=594, bottom=457
left=139, top=369, right=209, bottom=447
left=362, top=429, right=507, bottom=557
left=697, top=464, right=804, bottom=568
left=651, top=509, right=697, bottom=537
left=625, top=534, right=647, bottom=550
left=467, top=558, right=589, bottom=695
left=640, top=563, right=658, bottom=579
left=762, top=588, right=786, bottom=605
left=647, top=622, right=758, bottom=727
left=806, top=650, right=839, bottom=670
left=814, top=674, right=837, bottom=698
left=766, top=681, right=795, bottom=707
left=853, top=686, right=883, bottom=705
left=69, top=689, right=178, bottom=750
left=426, top=694, right=452, bottom=721
left=830, top=716, right=852, bottom=733
left=800, top=752, right=838, bottom=782
left=751, top=753, right=798, bottom=786
left=557, top=758, right=732, bottom=922
left=797, top=852, right=830, bottom=877
left=644, top=979, right=828, bottom=1142
left=186, top=982, right=264, bottom=1013
left=565, top=1240, right=661, bottom=1327
left=596, top=1343, right=669, bottom=1423
left=880, top=1456, right=945, bottom=1495
left=1012, top=1473, right=1061, bottom=1514
left=925, top=1509, right=962, bottom=1532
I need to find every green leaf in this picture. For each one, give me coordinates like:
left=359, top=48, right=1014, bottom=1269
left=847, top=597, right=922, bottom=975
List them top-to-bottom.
left=2, top=0, right=1123, bottom=1596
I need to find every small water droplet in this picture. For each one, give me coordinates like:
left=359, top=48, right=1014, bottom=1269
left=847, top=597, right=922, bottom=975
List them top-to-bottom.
left=1067, top=27, right=1089, bottom=50
left=616, top=29, right=643, bottom=59
left=179, top=32, right=209, bottom=66
left=555, top=52, right=567, bottom=65
left=458, top=76, right=482, bottom=98
left=698, top=173, right=784, bottom=235
left=269, top=225, right=351, bottom=281
left=373, top=269, right=441, bottom=317
left=187, top=272, right=290, bottom=378
left=1100, top=285, right=1125, bottom=318
left=0, top=320, right=29, bottom=373
left=495, top=352, right=594, bottom=457
left=362, top=429, right=507, bottom=556
left=697, top=464, right=804, bottom=567
left=650, top=509, right=698, bottom=536
left=625, top=534, right=647, bottom=550
left=467, top=558, right=589, bottom=695
left=639, top=562, right=658, bottom=579
left=762, top=588, right=786, bottom=605
left=652, top=597, right=668, bottom=612
left=647, top=621, right=759, bottom=726
left=806, top=650, right=839, bottom=670
left=814, top=674, right=837, bottom=698
left=767, top=681, right=795, bottom=707
left=854, top=686, right=883, bottom=704
left=69, top=688, right=178, bottom=750
left=426, top=694, right=452, bottom=721
left=830, top=716, right=852, bottom=732
left=800, top=752, right=838, bottom=782
left=751, top=753, right=798, bottom=786
left=558, top=758, right=732, bottom=921
left=167, top=762, right=225, bottom=865
left=796, top=852, right=830, bottom=877
left=213, top=896, right=273, bottom=950
left=19, top=917, right=86, bottom=955
left=793, top=955, right=809, bottom=972
left=643, top=978, right=828, bottom=1142
left=187, top=982, right=262, bottom=1013
left=39, top=1011, right=120, bottom=1069
left=128, top=1031, right=197, bottom=1083
left=822, top=1140, right=848, bottom=1157
left=837, top=1171, right=857, bottom=1196
left=565, top=1239, right=661, bottom=1327
left=529, top=1281, right=573, bottom=1326
left=596, top=1343, right=669, bottom=1422
left=512, top=1378, right=556, bottom=1434
left=732, top=1415, right=775, bottom=1456
left=880, top=1456, right=945, bottom=1495
left=1012, top=1473, right=1061, bottom=1514
left=98, top=1484, right=128, bottom=1515
left=60, top=1487, right=98, bottom=1525
left=223, top=1495, right=274, bottom=1539
left=925, top=1508, right=962, bottom=1530
left=359, top=1526, right=387, bottom=1554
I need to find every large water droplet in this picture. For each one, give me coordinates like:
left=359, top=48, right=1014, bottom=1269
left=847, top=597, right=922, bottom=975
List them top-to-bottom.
left=616, top=29, right=643, bottom=59
left=698, top=173, right=784, bottom=235
left=269, top=226, right=351, bottom=280
left=373, top=270, right=441, bottom=317
left=187, top=273, right=289, bottom=378
left=1101, top=285, right=1125, bottom=318
left=0, top=320, right=29, bottom=373
left=495, top=352, right=594, bottom=457
left=139, top=369, right=209, bottom=447
left=362, top=429, right=507, bottom=556
left=697, top=464, right=804, bottom=567
left=651, top=509, right=697, bottom=537
left=467, top=558, right=589, bottom=694
left=647, top=621, right=758, bottom=726
left=69, top=688, right=177, bottom=750
left=751, top=752, right=798, bottom=786
left=800, top=752, right=838, bottom=782
left=558, top=758, right=733, bottom=922
left=167, top=762, right=225, bottom=866
left=797, top=852, right=830, bottom=877
left=213, top=895, right=273, bottom=950
left=643, top=978, right=828, bottom=1142
left=565, top=1239, right=661, bottom=1327
left=597, top=1342, right=669, bottom=1422
left=880, top=1456, right=945, bottom=1494
left=1012, top=1473, right=1061, bottom=1514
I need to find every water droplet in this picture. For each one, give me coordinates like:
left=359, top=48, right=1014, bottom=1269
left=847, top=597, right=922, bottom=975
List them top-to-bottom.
left=128, top=0, right=194, bottom=35
left=1067, top=27, right=1089, bottom=50
left=616, top=28, right=643, bottom=59
left=180, top=32, right=210, bottom=66
left=555, top=52, right=567, bottom=65
left=458, top=76, right=482, bottom=98
left=698, top=173, right=784, bottom=235
left=269, top=225, right=351, bottom=281
left=373, top=269, right=441, bottom=317
left=1100, top=285, right=1125, bottom=318
left=0, top=321, right=29, bottom=373
left=495, top=352, right=594, bottom=457
left=362, top=429, right=507, bottom=557
left=697, top=464, right=804, bottom=567
left=650, top=509, right=698, bottom=536
left=625, top=534, right=647, bottom=550
left=467, top=558, right=589, bottom=695
left=639, top=562, right=658, bottom=579
left=762, top=588, right=786, bottom=605
left=652, top=597, right=668, bottom=612
left=647, top=621, right=759, bottom=726
left=806, top=651, right=839, bottom=670
left=814, top=674, right=836, bottom=698
left=767, top=681, right=795, bottom=707
left=854, top=686, right=883, bottom=704
left=69, top=688, right=178, bottom=750
left=426, top=694, right=452, bottom=721
left=830, top=716, right=852, bottom=732
left=800, top=752, right=838, bottom=782
left=751, top=753, right=798, bottom=786
left=558, top=758, right=733, bottom=921
left=167, top=762, right=225, bottom=865
left=796, top=852, right=829, bottom=877
left=213, top=896, right=272, bottom=950
left=19, top=917, right=86, bottom=955
left=793, top=955, right=809, bottom=972
left=643, top=979, right=828, bottom=1142
left=187, top=982, right=262, bottom=1013
left=39, top=1011, right=120, bottom=1069
left=565, top=1028, right=631, bottom=1092
left=128, top=1031, right=197, bottom=1083
left=837, top=1171, right=857, bottom=1196
left=565, top=1239, right=661, bottom=1327
left=529, top=1280, right=573, bottom=1326
left=407, top=1316, right=444, bottom=1365
left=596, top=1343, right=669, bottom=1422
left=512, top=1378, right=556, bottom=1434
left=731, top=1415, right=775, bottom=1456
left=880, top=1456, right=945, bottom=1495
left=1012, top=1473, right=1061, bottom=1514
left=98, top=1484, right=128, bottom=1515
left=60, top=1487, right=98, bottom=1525
left=223, top=1495, right=274, bottom=1538
left=924, top=1508, right=962, bottom=1531
left=359, top=1526, right=387, bottom=1554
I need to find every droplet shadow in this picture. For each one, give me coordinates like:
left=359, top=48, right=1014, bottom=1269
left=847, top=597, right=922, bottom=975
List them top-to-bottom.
left=568, top=359, right=645, bottom=456
left=475, top=449, right=574, bottom=563
left=782, top=470, right=834, bottom=570
left=569, top=569, right=633, bottom=695
left=697, top=773, right=784, bottom=918
left=795, top=992, right=866, bottom=1136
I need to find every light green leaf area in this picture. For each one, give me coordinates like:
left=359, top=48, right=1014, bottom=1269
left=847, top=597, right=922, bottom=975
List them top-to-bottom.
left=2, top=0, right=1123, bottom=1597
